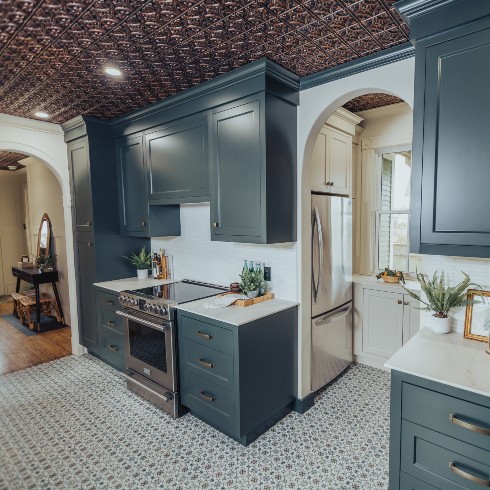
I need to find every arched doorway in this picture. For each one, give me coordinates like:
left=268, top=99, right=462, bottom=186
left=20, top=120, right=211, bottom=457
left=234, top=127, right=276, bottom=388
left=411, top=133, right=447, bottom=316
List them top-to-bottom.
left=295, top=57, right=415, bottom=400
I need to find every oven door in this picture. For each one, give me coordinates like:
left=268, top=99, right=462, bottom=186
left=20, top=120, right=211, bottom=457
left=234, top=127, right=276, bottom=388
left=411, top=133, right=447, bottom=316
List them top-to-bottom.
left=117, top=309, right=176, bottom=392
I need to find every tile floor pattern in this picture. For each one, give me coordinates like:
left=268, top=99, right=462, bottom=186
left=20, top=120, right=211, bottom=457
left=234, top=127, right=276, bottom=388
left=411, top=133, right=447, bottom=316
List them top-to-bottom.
left=0, top=356, right=390, bottom=490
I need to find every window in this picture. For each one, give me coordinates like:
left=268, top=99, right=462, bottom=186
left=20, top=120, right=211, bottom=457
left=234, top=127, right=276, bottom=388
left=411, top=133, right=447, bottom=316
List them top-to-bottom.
left=376, top=149, right=412, bottom=272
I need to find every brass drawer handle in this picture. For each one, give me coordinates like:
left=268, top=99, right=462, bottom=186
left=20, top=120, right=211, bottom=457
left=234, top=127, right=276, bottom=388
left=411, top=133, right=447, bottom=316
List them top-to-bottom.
left=213, top=222, right=219, bottom=228
left=106, top=300, right=115, bottom=306
left=398, top=300, right=403, bottom=304
left=107, top=320, right=116, bottom=327
left=197, top=331, right=212, bottom=340
left=108, top=344, right=119, bottom=352
left=199, top=358, right=214, bottom=369
left=200, top=391, right=216, bottom=403
left=449, top=413, right=490, bottom=436
left=449, top=462, right=490, bottom=486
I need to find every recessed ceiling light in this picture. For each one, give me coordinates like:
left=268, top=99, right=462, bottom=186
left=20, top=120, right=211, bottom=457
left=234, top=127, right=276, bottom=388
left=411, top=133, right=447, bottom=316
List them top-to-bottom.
left=104, top=67, right=122, bottom=77
left=35, top=111, right=49, bottom=118
left=7, top=165, right=17, bottom=171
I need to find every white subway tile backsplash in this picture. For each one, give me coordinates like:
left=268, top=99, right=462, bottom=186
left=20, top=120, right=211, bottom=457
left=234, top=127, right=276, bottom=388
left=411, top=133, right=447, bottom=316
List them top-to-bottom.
left=151, top=203, right=298, bottom=301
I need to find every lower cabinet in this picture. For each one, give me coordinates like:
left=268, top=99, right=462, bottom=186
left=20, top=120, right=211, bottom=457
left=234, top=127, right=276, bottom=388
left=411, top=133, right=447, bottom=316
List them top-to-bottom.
left=353, top=281, right=420, bottom=369
left=94, top=287, right=125, bottom=371
left=177, top=307, right=298, bottom=446
left=390, top=371, right=490, bottom=489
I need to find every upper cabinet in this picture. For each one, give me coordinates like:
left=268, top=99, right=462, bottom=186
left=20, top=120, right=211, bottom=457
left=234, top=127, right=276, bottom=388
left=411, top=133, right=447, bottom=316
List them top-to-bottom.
left=397, top=0, right=490, bottom=258
left=310, top=108, right=362, bottom=197
left=145, top=115, right=209, bottom=204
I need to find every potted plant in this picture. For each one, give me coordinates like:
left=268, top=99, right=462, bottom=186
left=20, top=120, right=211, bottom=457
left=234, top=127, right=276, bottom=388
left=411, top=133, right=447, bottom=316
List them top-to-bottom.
left=124, top=247, right=151, bottom=279
left=35, top=253, right=57, bottom=272
left=239, top=268, right=265, bottom=299
left=376, top=268, right=405, bottom=284
left=403, top=271, right=480, bottom=334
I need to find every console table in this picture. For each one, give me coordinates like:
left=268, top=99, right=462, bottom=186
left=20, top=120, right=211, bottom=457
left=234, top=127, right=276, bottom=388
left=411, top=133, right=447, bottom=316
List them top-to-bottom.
left=11, top=266, right=65, bottom=331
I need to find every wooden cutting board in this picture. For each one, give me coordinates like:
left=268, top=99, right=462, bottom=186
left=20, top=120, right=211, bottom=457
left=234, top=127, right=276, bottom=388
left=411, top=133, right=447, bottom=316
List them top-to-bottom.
left=218, top=292, right=274, bottom=307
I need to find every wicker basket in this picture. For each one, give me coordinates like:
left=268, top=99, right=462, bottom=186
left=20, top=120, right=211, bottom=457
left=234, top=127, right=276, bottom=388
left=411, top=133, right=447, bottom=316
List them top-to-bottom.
left=381, top=275, right=401, bottom=284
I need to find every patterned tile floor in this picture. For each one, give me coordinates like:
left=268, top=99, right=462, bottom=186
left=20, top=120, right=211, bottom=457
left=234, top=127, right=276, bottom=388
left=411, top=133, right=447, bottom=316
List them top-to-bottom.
left=0, top=355, right=390, bottom=490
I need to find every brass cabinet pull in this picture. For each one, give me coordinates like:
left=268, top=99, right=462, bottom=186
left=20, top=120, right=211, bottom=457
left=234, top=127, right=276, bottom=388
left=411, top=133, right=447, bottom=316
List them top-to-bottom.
left=324, top=181, right=330, bottom=186
left=330, top=182, right=334, bottom=186
left=141, top=221, right=146, bottom=226
left=213, top=222, right=219, bottom=228
left=88, top=242, right=94, bottom=247
left=106, top=300, right=115, bottom=306
left=397, top=300, right=403, bottom=304
left=404, top=301, right=409, bottom=305
left=107, top=320, right=116, bottom=327
left=197, top=331, right=212, bottom=340
left=108, top=344, right=119, bottom=352
left=199, top=358, right=215, bottom=369
left=200, top=391, right=216, bottom=403
left=449, top=413, right=490, bottom=436
left=449, top=462, right=490, bottom=486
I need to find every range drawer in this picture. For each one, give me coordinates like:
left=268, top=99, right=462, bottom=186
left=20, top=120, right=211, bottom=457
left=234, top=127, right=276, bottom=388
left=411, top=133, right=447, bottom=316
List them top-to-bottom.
left=96, top=289, right=119, bottom=311
left=97, top=307, right=123, bottom=333
left=179, top=315, right=233, bottom=355
left=98, top=324, right=125, bottom=371
left=181, top=339, right=234, bottom=389
left=181, top=371, right=235, bottom=431
left=403, top=383, right=490, bottom=452
left=401, top=420, right=490, bottom=489
left=400, top=472, right=437, bottom=490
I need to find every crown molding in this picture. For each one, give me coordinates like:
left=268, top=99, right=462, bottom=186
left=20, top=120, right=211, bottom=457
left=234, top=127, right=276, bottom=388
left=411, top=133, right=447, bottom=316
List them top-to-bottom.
left=395, top=0, right=456, bottom=26
left=299, top=43, right=415, bottom=91
left=0, top=113, right=64, bottom=135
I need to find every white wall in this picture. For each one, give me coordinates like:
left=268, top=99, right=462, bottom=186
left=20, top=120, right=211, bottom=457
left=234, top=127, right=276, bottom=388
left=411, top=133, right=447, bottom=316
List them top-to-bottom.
left=0, top=113, right=80, bottom=354
left=23, top=156, right=71, bottom=325
left=152, top=204, right=298, bottom=301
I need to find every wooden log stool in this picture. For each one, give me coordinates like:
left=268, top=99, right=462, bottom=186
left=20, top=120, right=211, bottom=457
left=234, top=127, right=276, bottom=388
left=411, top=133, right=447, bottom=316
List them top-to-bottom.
left=11, top=291, right=61, bottom=331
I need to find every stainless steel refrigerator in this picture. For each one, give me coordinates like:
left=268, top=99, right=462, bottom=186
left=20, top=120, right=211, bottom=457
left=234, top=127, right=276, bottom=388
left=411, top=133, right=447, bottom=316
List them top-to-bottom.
left=311, top=194, right=353, bottom=392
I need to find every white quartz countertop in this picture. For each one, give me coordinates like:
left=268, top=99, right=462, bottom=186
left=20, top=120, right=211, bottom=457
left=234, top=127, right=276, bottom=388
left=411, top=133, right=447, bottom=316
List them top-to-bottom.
left=353, top=273, right=420, bottom=291
left=94, top=277, right=179, bottom=292
left=177, top=297, right=299, bottom=326
left=385, top=327, right=490, bottom=398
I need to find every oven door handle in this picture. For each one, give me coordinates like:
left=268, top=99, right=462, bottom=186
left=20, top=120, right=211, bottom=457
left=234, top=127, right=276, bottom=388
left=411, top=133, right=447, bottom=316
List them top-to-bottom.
left=116, top=310, right=168, bottom=332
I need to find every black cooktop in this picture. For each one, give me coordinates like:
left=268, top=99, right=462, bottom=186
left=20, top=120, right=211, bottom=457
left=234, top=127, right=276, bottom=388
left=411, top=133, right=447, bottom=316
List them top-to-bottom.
left=126, top=280, right=227, bottom=305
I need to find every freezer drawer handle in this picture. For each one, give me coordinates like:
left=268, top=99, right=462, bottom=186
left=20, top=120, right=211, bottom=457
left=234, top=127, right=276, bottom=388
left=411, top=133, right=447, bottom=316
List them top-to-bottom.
left=316, top=305, right=351, bottom=326
left=449, top=462, right=489, bottom=486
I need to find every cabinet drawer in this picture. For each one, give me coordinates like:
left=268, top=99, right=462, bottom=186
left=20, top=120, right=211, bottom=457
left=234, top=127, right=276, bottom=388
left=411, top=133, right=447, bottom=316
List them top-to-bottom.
left=96, top=289, right=119, bottom=312
left=97, top=307, right=123, bottom=333
left=179, top=315, right=233, bottom=355
left=98, top=324, right=125, bottom=371
left=181, top=339, right=233, bottom=389
left=181, top=371, right=235, bottom=431
left=403, top=383, right=490, bottom=452
left=401, top=420, right=490, bottom=489
left=400, top=472, right=437, bottom=490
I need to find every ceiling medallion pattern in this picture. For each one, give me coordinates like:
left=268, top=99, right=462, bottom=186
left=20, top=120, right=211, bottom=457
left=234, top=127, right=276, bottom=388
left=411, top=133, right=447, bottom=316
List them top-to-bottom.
left=0, top=0, right=409, bottom=124
left=343, top=93, right=404, bottom=112
left=0, top=151, right=27, bottom=171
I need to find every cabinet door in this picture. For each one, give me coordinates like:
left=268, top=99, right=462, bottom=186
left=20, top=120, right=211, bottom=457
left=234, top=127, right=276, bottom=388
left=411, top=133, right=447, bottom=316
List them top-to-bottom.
left=413, top=27, right=490, bottom=256
left=211, top=99, right=263, bottom=240
left=145, top=116, right=209, bottom=203
left=310, top=127, right=328, bottom=193
left=327, top=127, right=351, bottom=196
left=117, top=134, right=149, bottom=236
left=68, top=138, right=94, bottom=233
left=75, top=232, right=97, bottom=352
left=362, top=288, right=404, bottom=358
left=402, top=296, right=420, bottom=344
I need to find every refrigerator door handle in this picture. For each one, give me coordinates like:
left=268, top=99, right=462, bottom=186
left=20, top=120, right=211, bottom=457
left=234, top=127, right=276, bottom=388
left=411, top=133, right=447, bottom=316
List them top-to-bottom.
left=312, top=206, right=323, bottom=301
left=315, top=305, right=352, bottom=326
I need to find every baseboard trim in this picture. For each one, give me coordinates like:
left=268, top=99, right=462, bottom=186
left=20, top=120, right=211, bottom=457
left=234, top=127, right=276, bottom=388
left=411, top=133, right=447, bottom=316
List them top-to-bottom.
left=292, top=392, right=315, bottom=414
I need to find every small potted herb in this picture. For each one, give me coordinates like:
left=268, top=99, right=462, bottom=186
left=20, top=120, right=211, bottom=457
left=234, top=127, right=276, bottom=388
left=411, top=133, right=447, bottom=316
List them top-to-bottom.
left=124, top=247, right=152, bottom=279
left=35, top=253, right=57, bottom=272
left=239, top=268, right=265, bottom=299
left=376, top=268, right=405, bottom=284
left=403, top=271, right=480, bottom=334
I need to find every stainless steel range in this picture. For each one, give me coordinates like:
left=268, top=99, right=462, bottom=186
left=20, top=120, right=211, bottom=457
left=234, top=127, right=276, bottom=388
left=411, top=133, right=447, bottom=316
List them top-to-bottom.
left=116, top=279, right=227, bottom=418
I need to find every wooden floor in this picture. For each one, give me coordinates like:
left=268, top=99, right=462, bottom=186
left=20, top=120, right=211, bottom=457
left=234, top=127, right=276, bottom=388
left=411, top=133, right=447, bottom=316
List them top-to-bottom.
left=0, top=301, right=72, bottom=376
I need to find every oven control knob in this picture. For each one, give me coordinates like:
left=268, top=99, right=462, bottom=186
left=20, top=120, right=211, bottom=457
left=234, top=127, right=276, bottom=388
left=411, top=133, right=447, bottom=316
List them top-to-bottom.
left=121, top=296, right=128, bottom=305
left=151, top=304, right=159, bottom=314
left=158, top=307, right=167, bottom=316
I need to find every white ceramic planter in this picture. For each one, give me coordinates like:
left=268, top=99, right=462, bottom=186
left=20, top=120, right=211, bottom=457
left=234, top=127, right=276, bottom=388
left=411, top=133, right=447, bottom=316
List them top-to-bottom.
left=137, top=269, right=149, bottom=279
left=247, top=290, right=259, bottom=299
left=430, top=315, right=451, bottom=334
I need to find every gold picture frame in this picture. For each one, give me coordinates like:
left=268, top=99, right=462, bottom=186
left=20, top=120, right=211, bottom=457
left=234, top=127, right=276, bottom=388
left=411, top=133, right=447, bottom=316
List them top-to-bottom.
left=464, top=289, right=490, bottom=342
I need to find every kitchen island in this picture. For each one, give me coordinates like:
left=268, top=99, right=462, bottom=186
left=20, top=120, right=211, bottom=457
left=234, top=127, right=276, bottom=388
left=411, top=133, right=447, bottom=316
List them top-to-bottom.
left=386, top=328, right=490, bottom=489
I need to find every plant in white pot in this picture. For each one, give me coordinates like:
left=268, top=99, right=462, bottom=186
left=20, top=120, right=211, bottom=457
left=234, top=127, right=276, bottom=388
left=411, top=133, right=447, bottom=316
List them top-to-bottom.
left=124, top=247, right=151, bottom=279
left=239, top=267, right=265, bottom=299
left=403, top=271, right=480, bottom=334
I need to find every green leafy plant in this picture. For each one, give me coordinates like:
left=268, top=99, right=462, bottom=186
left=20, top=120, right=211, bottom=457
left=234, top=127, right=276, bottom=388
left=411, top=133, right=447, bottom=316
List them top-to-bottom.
left=123, top=247, right=151, bottom=270
left=35, top=253, right=57, bottom=271
left=239, top=268, right=265, bottom=295
left=376, top=268, right=405, bottom=284
left=403, top=271, right=480, bottom=318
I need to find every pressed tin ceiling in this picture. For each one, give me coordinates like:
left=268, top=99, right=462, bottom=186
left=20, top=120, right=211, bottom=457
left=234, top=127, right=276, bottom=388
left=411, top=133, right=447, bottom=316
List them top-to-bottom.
left=0, top=0, right=409, bottom=124
left=343, top=92, right=404, bottom=112
left=0, top=151, right=26, bottom=171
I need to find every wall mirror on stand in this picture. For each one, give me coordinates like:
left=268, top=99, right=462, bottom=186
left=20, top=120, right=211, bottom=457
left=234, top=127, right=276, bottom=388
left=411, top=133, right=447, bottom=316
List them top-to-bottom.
left=37, top=213, right=51, bottom=257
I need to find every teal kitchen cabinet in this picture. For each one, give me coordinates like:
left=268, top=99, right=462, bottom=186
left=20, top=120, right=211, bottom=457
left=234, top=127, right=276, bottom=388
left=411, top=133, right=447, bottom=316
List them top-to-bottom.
left=397, top=1, right=490, bottom=257
left=210, top=93, right=297, bottom=244
left=145, top=115, right=209, bottom=204
left=116, top=133, right=181, bottom=238
left=177, top=306, right=298, bottom=446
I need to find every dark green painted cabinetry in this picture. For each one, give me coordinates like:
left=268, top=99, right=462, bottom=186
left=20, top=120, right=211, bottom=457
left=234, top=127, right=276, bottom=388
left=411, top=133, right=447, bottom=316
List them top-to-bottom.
left=398, top=1, right=490, bottom=257
left=145, top=115, right=209, bottom=204
left=116, top=133, right=181, bottom=238
left=177, top=306, right=298, bottom=446
left=389, top=370, right=490, bottom=489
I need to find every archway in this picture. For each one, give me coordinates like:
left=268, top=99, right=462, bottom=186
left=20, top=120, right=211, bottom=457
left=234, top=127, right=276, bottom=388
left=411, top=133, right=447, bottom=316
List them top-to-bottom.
left=295, top=57, right=415, bottom=400
left=0, top=114, right=81, bottom=355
